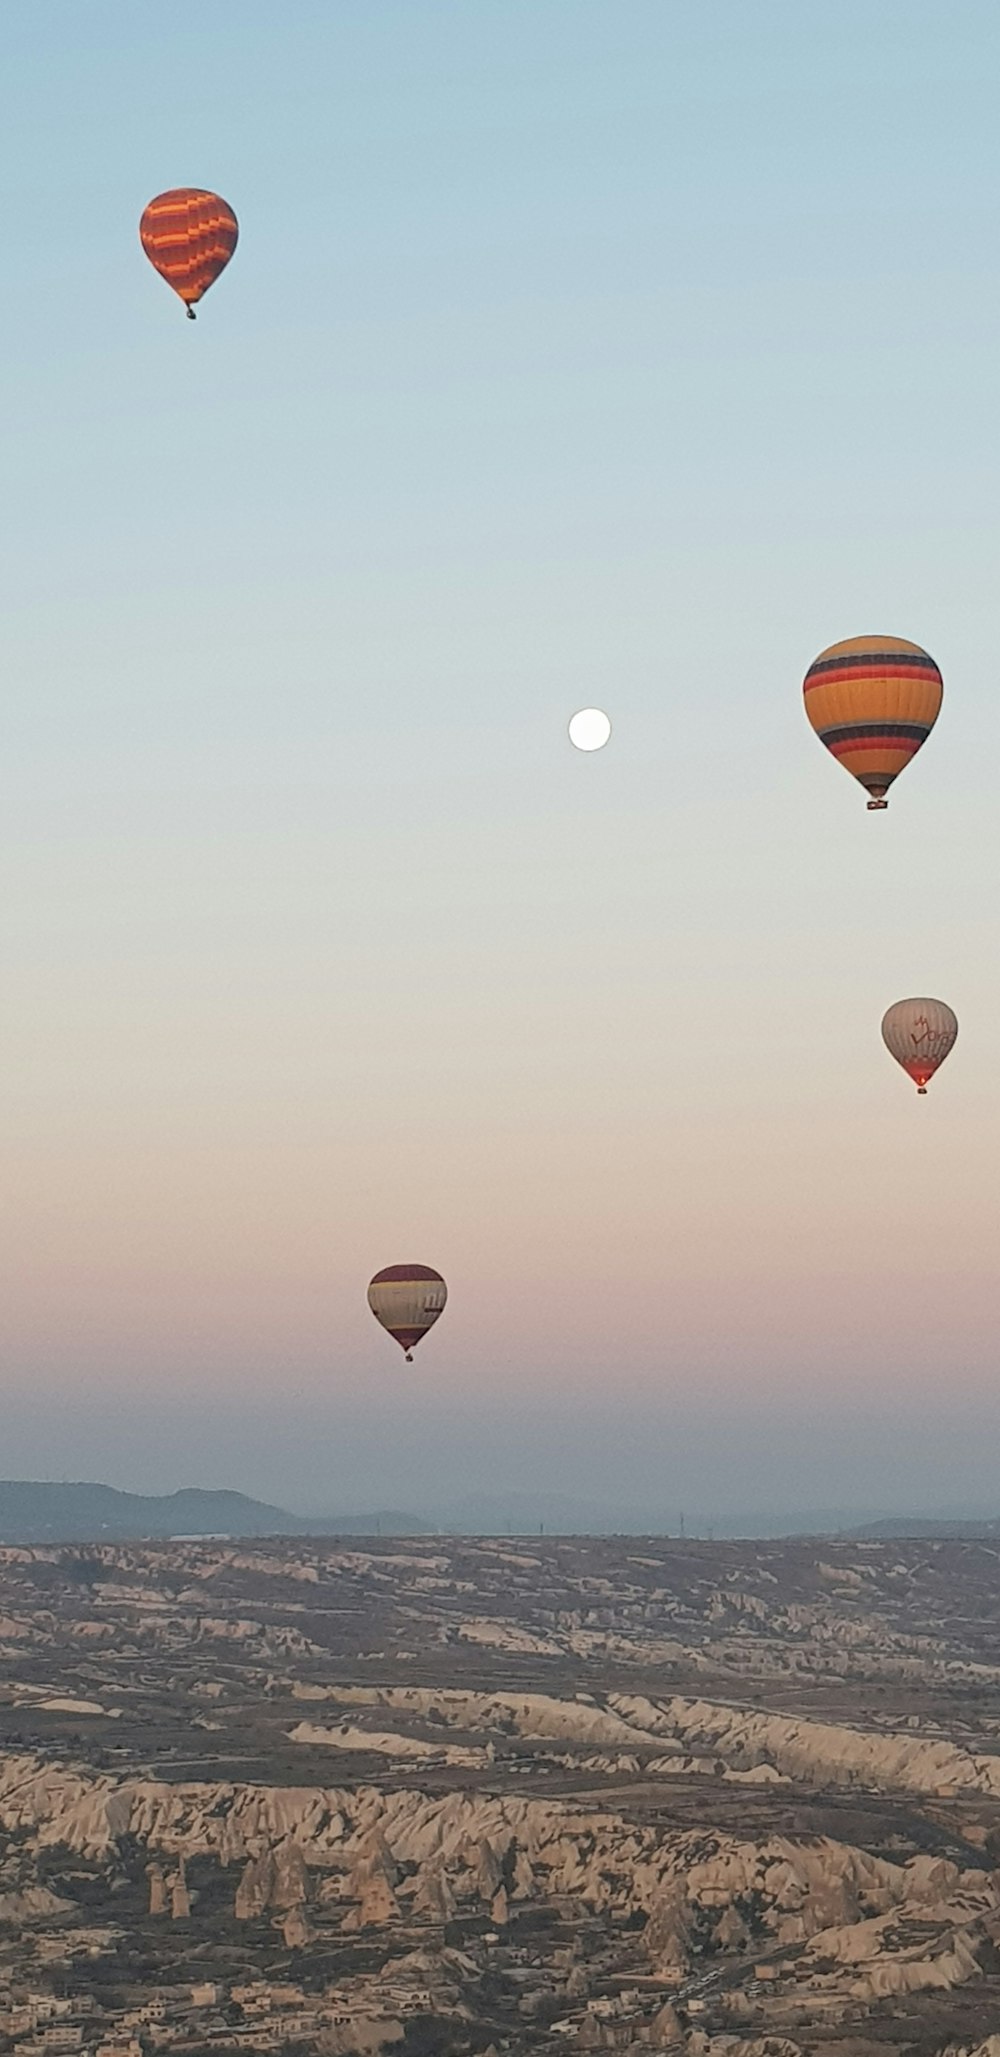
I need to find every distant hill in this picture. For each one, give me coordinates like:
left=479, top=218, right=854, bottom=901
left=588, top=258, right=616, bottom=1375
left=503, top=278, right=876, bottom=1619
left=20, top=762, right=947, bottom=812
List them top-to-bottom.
left=4, top=1480, right=994, bottom=1547
left=0, top=1482, right=430, bottom=1545
left=425, top=1491, right=936, bottom=1539
left=847, top=1514, right=1000, bottom=1541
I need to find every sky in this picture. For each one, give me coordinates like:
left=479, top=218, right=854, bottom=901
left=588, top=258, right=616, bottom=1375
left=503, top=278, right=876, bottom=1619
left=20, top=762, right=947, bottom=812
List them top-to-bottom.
left=2, top=2, right=1000, bottom=1524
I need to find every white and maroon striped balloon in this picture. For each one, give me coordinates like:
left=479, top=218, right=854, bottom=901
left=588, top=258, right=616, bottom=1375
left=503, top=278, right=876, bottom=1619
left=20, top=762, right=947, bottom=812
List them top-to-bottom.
left=881, top=998, right=958, bottom=1095
left=368, top=1265, right=447, bottom=1362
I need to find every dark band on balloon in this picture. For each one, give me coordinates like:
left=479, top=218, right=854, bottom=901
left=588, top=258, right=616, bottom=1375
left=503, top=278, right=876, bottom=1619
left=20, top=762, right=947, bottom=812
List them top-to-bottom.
left=804, top=652, right=942, bottom=691
left=817, top=723, right=931, bottom=745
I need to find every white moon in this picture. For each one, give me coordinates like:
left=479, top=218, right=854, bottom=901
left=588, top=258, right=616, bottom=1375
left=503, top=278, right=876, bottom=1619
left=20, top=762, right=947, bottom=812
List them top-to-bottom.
left=568, top=707, right=612, bottom=751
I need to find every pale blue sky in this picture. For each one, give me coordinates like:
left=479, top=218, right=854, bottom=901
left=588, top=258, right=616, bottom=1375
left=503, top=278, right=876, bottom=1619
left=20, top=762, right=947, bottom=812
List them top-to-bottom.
left=2, top=4, right=1000, bottom=1520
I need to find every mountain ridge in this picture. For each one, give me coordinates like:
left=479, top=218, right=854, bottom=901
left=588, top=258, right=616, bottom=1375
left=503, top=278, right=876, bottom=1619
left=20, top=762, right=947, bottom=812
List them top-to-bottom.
left=1, top=1479, right=996, bottom=1545
left=0, top=1481, right=429, bottom=1544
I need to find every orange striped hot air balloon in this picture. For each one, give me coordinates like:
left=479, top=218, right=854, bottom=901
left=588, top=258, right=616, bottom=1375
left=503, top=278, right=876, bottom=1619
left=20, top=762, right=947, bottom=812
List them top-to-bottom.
left=139, top=188, right=238, bottom=319
left=802, top=635, right=943, bottom=810
left=881, top=998, right=958, bottom=1095
left=368, top=1265, right=448, bottom=1363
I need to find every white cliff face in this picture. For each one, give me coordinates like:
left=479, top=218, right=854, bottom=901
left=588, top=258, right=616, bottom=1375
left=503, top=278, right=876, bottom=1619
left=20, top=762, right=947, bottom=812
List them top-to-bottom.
left=455, top=1620, right=565, bottom=1656
left=303, top=1681, right=1000, bottom=1801
left=310, top=1683, right=649, bottom=1748
left=611, top=1693, right=1000, bottom=1798
left=34, top=1698, right=110, bottom=1717
left=287, top=1722, right=489, bottom=1766
left=0, top=1747, right=994, bottom=1970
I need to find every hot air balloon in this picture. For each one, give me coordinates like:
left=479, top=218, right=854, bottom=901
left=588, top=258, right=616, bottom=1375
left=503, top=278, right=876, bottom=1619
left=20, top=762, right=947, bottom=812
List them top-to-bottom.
left=139, top=189, right=238, bottom=319
left=803, top=635, right=942, bottom=809
left=881, top=998, right=958, bottom=1094
left=368, top=1265, right=447, bottom=1362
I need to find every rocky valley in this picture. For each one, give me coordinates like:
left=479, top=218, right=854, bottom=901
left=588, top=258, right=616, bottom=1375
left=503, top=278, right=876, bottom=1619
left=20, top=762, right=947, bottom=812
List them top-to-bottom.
left=2, top=1533, right=1000, bottom=2057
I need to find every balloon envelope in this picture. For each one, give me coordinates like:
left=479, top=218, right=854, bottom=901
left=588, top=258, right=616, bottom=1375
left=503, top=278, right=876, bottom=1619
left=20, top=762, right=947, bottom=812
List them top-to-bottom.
left=140, top=189, right=238, bottom=316
left=803, top=635, right=942, bottom=809
left=881, top=998, right=958, bottom=1094
left=368, top=1265, right=447, bottom=1361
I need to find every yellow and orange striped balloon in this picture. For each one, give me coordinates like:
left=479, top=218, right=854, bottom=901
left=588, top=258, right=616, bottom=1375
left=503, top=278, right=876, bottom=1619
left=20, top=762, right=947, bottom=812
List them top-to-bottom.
left=139, top=188, right=239, bottom=319
left=803, top=634, right=943, bottom=810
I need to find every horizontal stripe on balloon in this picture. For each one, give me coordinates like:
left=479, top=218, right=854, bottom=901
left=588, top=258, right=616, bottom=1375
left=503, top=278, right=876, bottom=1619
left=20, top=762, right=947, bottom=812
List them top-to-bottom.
left=805, top=649, right=940, bottom=673
left=804, top=661, right=941, bottom=693
left=818, top=723, right=930, bottom=744
left=823, top=740, right=923, bottom=762
left=370, top=1264, right=444, bottom=1284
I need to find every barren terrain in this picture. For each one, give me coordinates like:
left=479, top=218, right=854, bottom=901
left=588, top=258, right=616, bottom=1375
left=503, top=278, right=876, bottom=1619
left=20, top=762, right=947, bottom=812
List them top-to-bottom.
left=2, top=1533, right=1000, bottom=2056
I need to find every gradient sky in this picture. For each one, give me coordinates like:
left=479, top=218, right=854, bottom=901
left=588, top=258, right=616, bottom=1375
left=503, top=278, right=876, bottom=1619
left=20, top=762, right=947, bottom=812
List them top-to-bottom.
left=3, top=2, right=1000, bottom=1521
